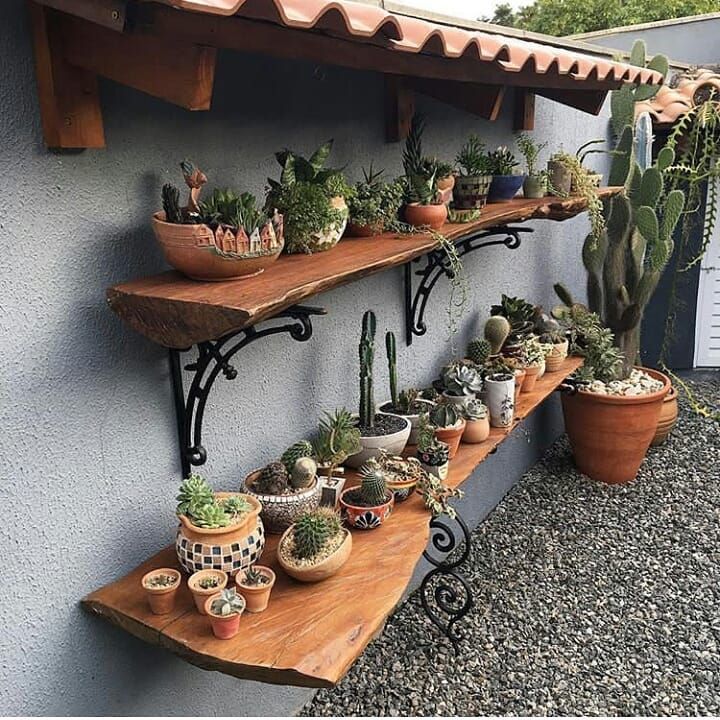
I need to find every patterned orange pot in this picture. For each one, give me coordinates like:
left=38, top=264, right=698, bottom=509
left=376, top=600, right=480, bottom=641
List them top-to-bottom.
left=339, top=488, right=394, bottom=530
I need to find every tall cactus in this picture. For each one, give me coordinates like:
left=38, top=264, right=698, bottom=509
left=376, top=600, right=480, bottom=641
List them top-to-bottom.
left=359, top=310, right=377, bottom=428
left=385, top=331, right=398, bottom=409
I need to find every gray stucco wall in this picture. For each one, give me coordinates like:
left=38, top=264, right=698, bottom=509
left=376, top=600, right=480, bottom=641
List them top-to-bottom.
left=1, top=1, right=610, bottom=714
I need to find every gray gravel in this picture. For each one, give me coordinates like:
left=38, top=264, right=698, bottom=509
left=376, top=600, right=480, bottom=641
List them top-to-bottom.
left=302, top=373, right=720, bottom=716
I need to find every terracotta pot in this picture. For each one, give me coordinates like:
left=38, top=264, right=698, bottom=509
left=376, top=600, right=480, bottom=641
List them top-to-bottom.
left=454, top=174, right=492, bottom=209
left=487, top=174, right=526, bottom=202
left=437, top=175, right=456, bottom=193
left=285, top=196, right=348, bottom=253
left=403, top=203, right=448, bottom=230
left=152, top=212, right=283, bottom=281
left=345, top=221, right=383, bottom=238
left=522, top=364, right=542, bottom=393
left=562, top=367, right=671, bottom=484
left=514, top=368, right=527, bottom=404
left=485, top=373, right=515, bottom=428
left=651, top=386, right=679, bottom=446
left=379, top=399, right=436, bottom=445
left=346, top=414, right=411, bottom=469
left=463, top=416, right=490, bottom=443
left=434, top=419, right=466, bottom=459
left=242, top=471, right=321, bottom=534
left=339, top=487, right=394, bottom=530
left=175, top=493, right=265, bottom=576
left=277, top=527, right=352, bottom=583
left=236, top=566, right=276, bottom=613
left=141, top=568, right=181, bottom=615
left=188, top=569, right=228, bottom=614
left=205, top=592, right=245, bottom=639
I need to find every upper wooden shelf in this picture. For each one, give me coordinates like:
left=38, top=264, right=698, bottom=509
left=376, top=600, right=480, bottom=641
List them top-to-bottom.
left=107, top=190, right=620, bottom=348
left=82, top=357, right=581, bottom=688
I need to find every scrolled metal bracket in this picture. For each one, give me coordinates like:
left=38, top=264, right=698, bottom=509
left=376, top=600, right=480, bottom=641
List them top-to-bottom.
left=404, top=226, right=534, bottom=345
left=168, top=305, right=327, bottom=478
left=420, top=511, right=474, bottom=651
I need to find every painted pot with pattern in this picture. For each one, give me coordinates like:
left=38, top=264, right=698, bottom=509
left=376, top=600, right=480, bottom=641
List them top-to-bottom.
left=454, top=174, right=492, bottom=209
left=488, top=174, right=526, bottom=202
left=403, top=202, right=448, bottom=230
left=485, top=373, right=515, bottom=428
left=651, top=385, right=679, bottom=447
left=417, top=441, right=450, bottom=480
left=242, top=470, right=321, bottom=534
left=386, top=475, right=418, bottom=503
left=339, top=487, right=394, bottom=530
left=175, top=493, right=265, bottom=577
left=236, top=566, right=276, bottom=613
left=188, top=569, right=228, bottom=615
left=205, top=592, right=245, bottom=639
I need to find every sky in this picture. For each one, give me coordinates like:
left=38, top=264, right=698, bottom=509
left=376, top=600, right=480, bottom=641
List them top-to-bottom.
left=391, top=0, right=530, bottom=20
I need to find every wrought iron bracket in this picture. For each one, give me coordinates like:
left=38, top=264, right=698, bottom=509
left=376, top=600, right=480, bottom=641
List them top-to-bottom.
left=404, top=225, right=534, bottom=345
left=168, top=305, right=327, bottom=478
left=420, top=510, right=474, bottom=651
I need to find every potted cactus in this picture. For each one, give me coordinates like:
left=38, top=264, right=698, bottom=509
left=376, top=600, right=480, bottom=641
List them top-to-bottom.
left=516, top=133, right=548, bottom=199
left=454, top=134, right=493, bottom=210
left=486, top=146, right=525, bottom=202
left=345, top=166, right=404, bottom=237
left=346, top=312, right=411, bottom=468
left=484, top=315, right=512, bottom=357
left=521, top=335, right=552, bottom=389
left=441, top=363, right=483, bottom=407
left=462, top=399, right=490, bottom=443
left=429, top=403, right=465, bottom=459
left=416, top=413, right=450, bottom=480
left=242, top=445, right=321, bottom=534
left=375, top=450, right=425, bottom=502
left=339, top=458, right=394, bottom=530
left=277, top=507, right=352, bottom=582
left=236, top=565, right=276, bottom=613
left=141, top=568, right=181, bottom=615
left=188, top=569, right=228, bottom=614
left=205, top=588, right=246, bottom=639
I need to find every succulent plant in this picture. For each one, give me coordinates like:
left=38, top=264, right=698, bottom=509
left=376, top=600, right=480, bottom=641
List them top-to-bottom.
left=455, top=134, right=491, bottom=176
left=486, top=146, right=519, bottom=176
left=162, top=183, right=183, bottom=224
left=491, top=294, right=536, bottom=327
left=359, top=310, right=377, bottom=429
left=484, top=316, right=511, bottom=355
left=522, top=335, right=552, bottom=367
left=467, top=337, right=492, bottom=366
left=442, top=364, right=483, bottom=397
left=463, top=399, right=488, bottom=421
left=430, top=403, right=461, bottom=429
left=313, top=408, right=362, bottom=481
left=281, top=440, right=314, bottom=475
left=290, top=457, right=318, bottom=489
left=358, top=459, right=389, bottom=505
left=256, top=461, right=290, bottom=495
left=176, top=474, right=215, bottom=517
left=220, top=495, right=251, bottom=518
left=191, top=502, right=231, bottom=529
left=292, top=507, right=343, bottom=561
left=242, top=566, right=270, bottom=586
left=144, top=573, right=178, bottom=589
left=198, top=575, right=221, bottom=590
left=209, top=588, right=245, bottom=616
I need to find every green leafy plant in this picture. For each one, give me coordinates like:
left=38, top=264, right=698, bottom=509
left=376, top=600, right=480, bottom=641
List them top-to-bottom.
left=402, top=114, right=441, bottom=206
left=516, top=133, right=548, bottom=177
left=455, top=134, right=492, bottom=176
left=486, top=146, right=519, bottom=176
left=347, top=165, right=404, bottom=231
left=491, top=294, right=535, bottom=327
left=522, top=335, right=552, bottom=366
left=313, top=409, right=362, bottom=481
left=176, top=475, right=249, bottom=528
left=220, top=496, right=251, bottom=518
left=291, top=507, right=343, bottom=561
left=209, top=589, right=245, bottom=616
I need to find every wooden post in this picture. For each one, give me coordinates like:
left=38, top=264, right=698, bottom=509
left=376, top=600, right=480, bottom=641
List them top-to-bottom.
left=384, top=75, right=414, bottom=143
left=513, top=89, right=535, bottom=131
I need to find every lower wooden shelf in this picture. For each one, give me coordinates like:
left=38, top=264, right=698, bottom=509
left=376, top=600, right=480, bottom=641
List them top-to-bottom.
left=82, top=357, right=581, bottom=688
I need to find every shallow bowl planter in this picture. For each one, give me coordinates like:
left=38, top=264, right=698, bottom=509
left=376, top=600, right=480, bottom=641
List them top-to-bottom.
left=454, top=174, right=492, bottom=209
left=488, top=174, right=526, bottom=202
left=523, top=175, right=547, bottom=199
left=286, top=196, right=348, bottom=253
left=403, top=203, right=448, bottom=230
left=152, top=212, right=283, bottom=281
left=522, top=364, right=542, bottom=393
left=562, top=367, right=670, bottom=484
left=651, top=385, right=679, bottom=447
left=379, top=398, right=436, bottom=445
left=345, top=414, right=411, bottom=469
left=462, top=416, right=490, bottom=443
left=434, top=418, right=466, bottom=459
left=242, top=471, right=321, bottom=534
left=339, top=487, right=394, bottom=530
left=175, top=493, right=265, bottom=576
left=277, top=526, right=352, bottom=583
left=236, top=566, right=276, bottom=613
left=141, top=568, right=181, bottom=615
left=188, top=569, right=228, bottom=614
left=205, top=592, right=245, bottom=639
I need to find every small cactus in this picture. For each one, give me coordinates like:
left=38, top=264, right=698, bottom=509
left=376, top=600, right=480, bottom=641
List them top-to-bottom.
left=359, top=310, right=377, bottom=428
left=484, top=316, right=511, bottom=355
left=386, top=331, right=398, bottom=409
left=467, top=337, right=492, bottom=366
left=280, top=440, right=314, bottom=475
left=290, top=457, right=317, bottom=489
left=358, top=459, right=388, bottom=505
left=256, top=461, right=289, bottom=495
left=292, top=508, right=342, bottom=560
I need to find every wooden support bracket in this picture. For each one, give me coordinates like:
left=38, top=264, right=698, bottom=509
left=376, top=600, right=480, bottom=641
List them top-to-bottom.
left=408, top=77, right=506, bottom=122
left=535, top=87, right=608, bottom=115
left=513, top=89, right=535, bottom=131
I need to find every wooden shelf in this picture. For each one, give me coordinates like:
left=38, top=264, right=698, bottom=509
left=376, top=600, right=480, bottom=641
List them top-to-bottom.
left=107, top=191, right=620, bottom=348
left=82, top=357, right=581, bottom=688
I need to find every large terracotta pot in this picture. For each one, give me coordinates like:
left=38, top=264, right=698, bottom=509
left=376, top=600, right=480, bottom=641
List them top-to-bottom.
left=403, top=203, right=448, bottom=230
left=152, top=212, right=283, bottom=281
left=562, top=367, right=671, bottom=484
left=651, top=386, right=679, bottom=446
left=175, top=493, right=265, bottom=576
left=277, top=527, right=352, bottom=583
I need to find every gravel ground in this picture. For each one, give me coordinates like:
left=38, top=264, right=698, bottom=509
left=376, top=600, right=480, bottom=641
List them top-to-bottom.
left=302, top=373, right=720, bottom=716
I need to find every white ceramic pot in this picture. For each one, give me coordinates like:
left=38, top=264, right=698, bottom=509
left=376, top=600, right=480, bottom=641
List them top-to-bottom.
left=485, top=373, right=516, bottom=428
left=379, top=399, right=436, bottom=445
left=345, top=414, right=411, bottom=469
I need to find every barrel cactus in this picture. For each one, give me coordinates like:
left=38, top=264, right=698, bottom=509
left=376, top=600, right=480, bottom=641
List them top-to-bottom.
left=484, top=316, right=511, bottom=355
left=467, top=337, right=492, bottom=366
left=281, top=440, right=314, bottom=475
left=358, top=459, right=388, bottom=505
left=292, top=508, right=342, bottom=560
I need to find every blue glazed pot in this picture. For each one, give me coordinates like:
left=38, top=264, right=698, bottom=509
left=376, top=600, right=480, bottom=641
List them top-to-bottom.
left=488, top=174, right=526, bottom=202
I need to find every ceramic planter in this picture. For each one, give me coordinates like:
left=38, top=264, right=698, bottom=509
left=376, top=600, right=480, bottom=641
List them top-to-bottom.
left=547, top=161, right=572, bottom=195
left=437, top=175, right=455, bottom=205
left=454, top=175, right=492, bottom=209
left=487, top=175, right=526, bottom=202
left=523, top=175, right=546, bottom=199
left=286, top=196, right=348, bottom=253
left=403, top=203, right=448, bottom=230
left=152, top=212, right=284, bottom=281
left=546, top=340, right=569, bottom=373
left=522, top=364, right=542, bottom=393
left=562, top=367, right=670, bottom=484
left=485, top=373, right=515, bottom=428
left=651, top=385, right=679, bottom=447
left=379, top=399, right=436, bottom=445
left=346, top=414, right=411, bottom=469
left=463, top=416, right=490, bottom=443
left=434, top=419, right=466, bottom=459
left=417, top=442, right=450, bottom=480
left=242, top=471, right=321, bottom=534
left=386, top=475, right=418, bottom=502
left=339, top=487, right=394, bottom=530
left=175, top=493, right=265, bottom=576
left=277, top=526, right=352, bottom=582
left=236, top=566, right=276, bottom=613
left=141, top=568, right=181, bottom=615
left=188, top=569, right=228, bottom=614
left=205, top=593, right=245, bottom=639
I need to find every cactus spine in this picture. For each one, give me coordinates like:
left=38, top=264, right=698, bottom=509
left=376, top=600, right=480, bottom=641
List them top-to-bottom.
left=359, top=310, right=377, bottom=428
left=484, top=316, right=511, bottom=355
left=385, top=331, right=398, bottom=409
left=467, top=337, right=492, bottom=366
left=359, top=460, right=388, bottom=505
left=292, top=508, right=342, bottom=560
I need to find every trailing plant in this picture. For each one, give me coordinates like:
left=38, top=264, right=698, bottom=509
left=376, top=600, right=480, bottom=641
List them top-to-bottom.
left=516, top=133, right=548, bottom=177
left=455, top=134, right=492, bottom=176
left=486, top=146, right=519, bottom=176
left=347, top=165, right=404, bottom=231
left=358, top=310, right=377, bottom=429
left=442, top=364, right=483, bottom=397
left=430, top=402, right=461, bottom=428
left=313, top=409, right=362, bottom=481
left=416, top=467, right=463, bottom=519
left=291, top=507, right=343, bottom=561
left=209, top=589, right=245, bottom=616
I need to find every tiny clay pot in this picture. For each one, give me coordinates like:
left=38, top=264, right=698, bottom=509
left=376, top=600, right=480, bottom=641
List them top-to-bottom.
left=236, top=566, right=276, bottom=613
left=141, top=568, right=181, bottom=615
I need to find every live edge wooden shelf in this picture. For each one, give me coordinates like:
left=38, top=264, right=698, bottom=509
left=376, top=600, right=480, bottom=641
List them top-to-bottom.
left=107, top=190, right=620, bottom=348
left=82, top=357, right=581, bottom=689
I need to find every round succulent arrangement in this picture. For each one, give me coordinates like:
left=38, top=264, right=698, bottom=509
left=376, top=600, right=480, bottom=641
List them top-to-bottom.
left=176, top=474, right=251, bottom=529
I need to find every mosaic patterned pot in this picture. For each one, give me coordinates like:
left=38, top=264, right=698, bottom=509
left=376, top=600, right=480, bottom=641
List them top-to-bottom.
left=454, top=174, right=492, bottom=209
left=242, top=470, right=322, bottom=534
left=339, top=487, right=394, bottom=530
left=175, top=493, right=265, bottom=577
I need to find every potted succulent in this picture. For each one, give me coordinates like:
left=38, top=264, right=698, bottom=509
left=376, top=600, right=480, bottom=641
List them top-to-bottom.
left=401, top=114, right=448, bottom=230
left=516, top=133, right=548, bottom=199
left=454, top=134, right=493, bottom=210
left=265, top=140, right=350, bottom=253
left=486, top=146, right=525, bottom=202
left=435, top=160, right=456, bottom=205
left=154, top=161, right=284, bottom=281
left=345, top=165, right=404, bottom=237
left=346, top=312, right=411, bottom=468
left=483, top=315, right=512, bottom=356
left=543, top=329, right=570, bottom=372
left=520, top=335, right=550, bottom=391
left=441, top=363, right=483, bottom=408
left=484, top=373, right=515, bottom=428
left=462, top=399, right=490, bottom=443
left=429, top=403, right=465, bottom=459
left=312, top=408, right=362, bottom=492
left=416, top=413, right=450, bottom=480
left=242, top=445, right=321, bottom=534
left=375, top=450, right=424, bottom=502
left=339, top=458, right=394, bottom=530
left=174, top=474, right=265, bottom=576
left=277, top=507, right=352, bottom=582
left=236, top=565, right=276, bottom=613
left=141, top=568, right=181, bottom=615
left=188, top=569, right=228, bottom=614
left=205, top=588, right=246, bottom=639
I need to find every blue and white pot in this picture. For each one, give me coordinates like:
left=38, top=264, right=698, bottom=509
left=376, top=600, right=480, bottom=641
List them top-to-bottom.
left=488, top=174, right=526, bottom=202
